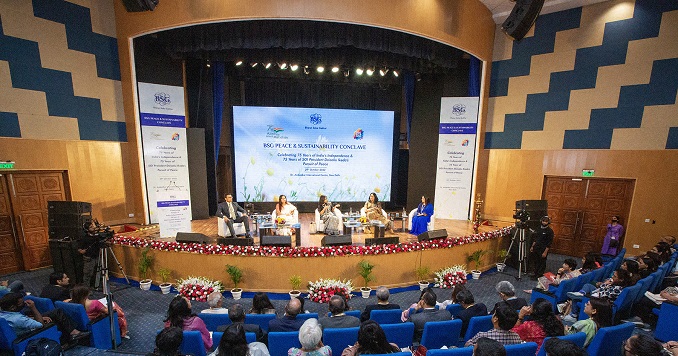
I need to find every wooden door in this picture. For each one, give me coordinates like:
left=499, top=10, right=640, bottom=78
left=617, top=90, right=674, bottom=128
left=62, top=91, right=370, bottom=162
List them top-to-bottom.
left=8, top=172, right=67, bottom=270
left=0, top=174, right=23, bottom=274
left=544, top=178, right=586, bottom=255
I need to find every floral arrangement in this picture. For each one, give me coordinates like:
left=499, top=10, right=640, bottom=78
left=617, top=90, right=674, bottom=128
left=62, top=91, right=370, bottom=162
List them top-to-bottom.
left=275, top=216, right=286, bottom=225
left=359, top=216, right=368, bottom=224
left=112, top=226, right=512, bottom=258
left=434, top=265, right=467, bottom=289
left=176, top=276, right=223, bottom=301
left=308, top=278, right=354, bottom=303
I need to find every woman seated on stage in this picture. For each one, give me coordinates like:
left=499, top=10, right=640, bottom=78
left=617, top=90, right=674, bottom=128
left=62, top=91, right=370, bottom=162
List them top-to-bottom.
left=363, top=192, right=393, bottom=234
left=275, top=195, right=297, bottom=235
left=318, top=195, right=341, bottom=235
left=409, top=195, right=433, bottom=236
left=70, top=285, right=129, bottom=338
left=249, top=292, right=277, bottom=314
left=164, top=295, right=212, bottom=351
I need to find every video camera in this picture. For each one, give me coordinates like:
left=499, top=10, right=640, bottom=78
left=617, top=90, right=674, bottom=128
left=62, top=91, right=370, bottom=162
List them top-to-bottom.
left=513, top=209, right=530, bottom=229
left=84, top=219, right=114, bottom=242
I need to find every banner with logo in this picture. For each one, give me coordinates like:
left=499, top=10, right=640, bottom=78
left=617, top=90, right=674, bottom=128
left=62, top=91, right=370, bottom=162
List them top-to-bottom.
left=138, top=82, right=192, bottom=226
left=434, top=97, right=479, bottom=220
left=156, top=190, right=192, bottom=238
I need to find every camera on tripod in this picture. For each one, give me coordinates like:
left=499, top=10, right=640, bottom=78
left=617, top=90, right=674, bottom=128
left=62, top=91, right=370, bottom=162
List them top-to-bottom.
left=513, top=209, right=530, bottom=229
left=84, top=219, right=114, bottom=244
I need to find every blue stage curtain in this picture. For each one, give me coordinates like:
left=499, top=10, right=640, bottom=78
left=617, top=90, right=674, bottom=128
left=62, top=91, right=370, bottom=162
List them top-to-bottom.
left=468, top=56, right=481, bottom=97
left=212, top=61, right=224, bottom=162
left=404, top=70, right=415, bottom=145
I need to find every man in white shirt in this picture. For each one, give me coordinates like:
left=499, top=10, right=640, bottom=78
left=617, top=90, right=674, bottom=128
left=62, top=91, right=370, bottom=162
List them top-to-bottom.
left=201, top=292, right=228, bottom=314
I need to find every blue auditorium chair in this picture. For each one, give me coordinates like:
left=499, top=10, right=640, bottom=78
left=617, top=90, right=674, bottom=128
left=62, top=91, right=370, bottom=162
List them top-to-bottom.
left=531, top=276, right=580, bottom=312
left=23, top=295, right=54, bottom=314
left=55, top=301, right=121, bottom=349
left=654, top=301, right=678, bottom=342
left=446, top=303, right=464, bottom=318
left=369, top=309, right=402, bottom=324
left=326, top=310, right=361, bottom=318
left=296, top=312, right=319, bottom=321
left=198, top=313, right=231, bottom=331
left=245, top=313, right=275, bottom=332
left=460, top=315, right=493, bottom=346
left=0, top=318, right=61, bottom=356
left=420, top=319, right=462, bottom=349
left=381, top=322, right=414, bottom=348
left=586, top=323, right=634, bottom=356
left=323, top=327, right=358, bottom=355
left=179, top=330, right=206, bottom=356
left=211, top=331, right=256, bottom=350
left=268, top=331, right=301, bottom=356
left=536, top=332, right=587, bottom=356
left=505, top=341, right=537, bottom=356
left=427, top=347, right=474, bottom=356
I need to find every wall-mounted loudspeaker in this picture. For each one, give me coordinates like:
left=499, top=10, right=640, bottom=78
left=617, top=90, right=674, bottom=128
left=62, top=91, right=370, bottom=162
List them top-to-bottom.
left=122, top=0, right=158, bottom=12
left=501, top=0, right=545, bottom=41
left=417, top=229, right=448, bottom=242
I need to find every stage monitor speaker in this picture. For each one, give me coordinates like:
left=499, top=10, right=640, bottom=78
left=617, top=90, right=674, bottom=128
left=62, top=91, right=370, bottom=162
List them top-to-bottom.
left=121, top=0, right=158, bottom=12
left=501, top=0, right=545, bottom=41
left=47, top=201, right=92, bottom=214
left=417, top=229, right=448, bottom=242
left=176, top=232, right=210, bottom=244
left=260, top=235, right=292, bottom=247
left=321, top=235, right=352, bottom=246
left=217, top=237, right=254, bottom=246
left=365, top=237, right=399, bottom=246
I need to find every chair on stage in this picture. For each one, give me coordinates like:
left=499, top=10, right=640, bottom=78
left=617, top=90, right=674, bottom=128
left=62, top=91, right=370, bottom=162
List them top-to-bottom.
left=360, top=206, right=388, bottom=220
left=314, top=207, right=343, bottom=233
left=409, top=209, right=435, bottom=231
left=217, top=214, right=248, bottom=237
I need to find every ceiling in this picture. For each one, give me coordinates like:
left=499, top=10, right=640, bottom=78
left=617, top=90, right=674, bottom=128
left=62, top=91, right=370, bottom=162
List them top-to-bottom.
left=480, top=0, right=610, bottom=23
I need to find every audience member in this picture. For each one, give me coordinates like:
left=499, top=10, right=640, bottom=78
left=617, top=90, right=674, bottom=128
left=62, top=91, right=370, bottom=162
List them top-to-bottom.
left=579, top=252, right=600, bottom=274
left=638, top=255, right=657, bottom=278
left=528, top=258, right=580, bottom=293
left=621, top=259, right=641, bottom=284
left=564, top=268, right=632, bottom=320
left=39, top=272, right=71, bottom=302
left=0, top=279, right=25, bottom=295
left=491, top=281, right=527, bottom=314
left=436, top=284, right=467, bottom=310
left=71, top=285, right=129, bottom=339
left=361, top=286, right=400, bottom=322
left=401, top=287, right=432, bottom=322
left=408, top=289, right=451, bottom=342
left=454, top=289, right=488, bottom=337
left=202, top=292, right=228, bottom=314
left=250, top=292, right=277, bottom=314
left=164, top=295, right=212, bottom=350
left=297, top=295, right=311, bottom=314
left=320, top=295, right=360, bottom=329
left=566, top=297, right=612, bottom=347
left=269, top=298, right=304, bottom=332
left=512, top=298, right=564, bottom=350
left=222, top=303, right=265, bottom=343
left=465, top=306, right=521, bottom=347
left=288, top=318, right=331, bottom=356
left=341, top=320, right=400, bottom=355
left=210, top=323, right=269, bottom=356
left=147, top=326, right=183, bottom=356
left=623, top=334, right=664, bottom=356
left=473, top=337, right=506, bottom=356
left=542, top=338, right=587, bottom=356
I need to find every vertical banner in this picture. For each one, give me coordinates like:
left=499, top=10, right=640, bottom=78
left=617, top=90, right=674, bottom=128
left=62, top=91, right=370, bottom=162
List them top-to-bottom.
left=138, top=82, right=192, bottom=230
left=434, top=97, right=479, bottom=220
left=156, top=191, right=192, bottom=238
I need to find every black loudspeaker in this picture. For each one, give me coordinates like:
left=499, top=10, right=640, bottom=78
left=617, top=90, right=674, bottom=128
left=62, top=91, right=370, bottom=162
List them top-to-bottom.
left=121, top=0, right=158, bottom=12
left=501, top=0, right=545, bottom=41
left=516, top=200, right=548, bottom=230
left=47, top=201, right=92, bottom=214
left=48, top=214, right=91, bottom=228
left=48, top=227, right=86, bottom=240
left=417, top=229, right=448, bottom=242
left=176, top=232, right=210, bottom=244
left=260, top=235, right=292, bottom=247
left=321, top=235, right=352, bottom=246
left=217, top=237, right=254, bottom=246
left=365, top=237, right=399, bottom=246
left=49, top=240, right=84, bottom=284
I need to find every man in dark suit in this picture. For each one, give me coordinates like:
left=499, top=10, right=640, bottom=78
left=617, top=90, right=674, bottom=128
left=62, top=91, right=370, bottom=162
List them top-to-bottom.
left=215, top=194, right=250, bottom=237
left=39, top=272, right=71, bottom=303
left=490, top=281, right=528, bottom=314
left=361, top=286, right=401, bottom=322
left=454, top=289, right=488, bottom=337
left=408, top=290, right=451, bottom=343
left=319, top=295, right=361, bottom=329
left=268, top=298, right=304, bottom=332
left=216, top=303, right=267, bottom=344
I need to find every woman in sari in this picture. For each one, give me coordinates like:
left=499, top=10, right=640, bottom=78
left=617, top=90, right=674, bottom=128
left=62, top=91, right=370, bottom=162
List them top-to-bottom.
left=363, top=192, right=393, bottom=233
left=318, top=195, right=341, bottom=235
left=409, top=195, right=433, bottom=236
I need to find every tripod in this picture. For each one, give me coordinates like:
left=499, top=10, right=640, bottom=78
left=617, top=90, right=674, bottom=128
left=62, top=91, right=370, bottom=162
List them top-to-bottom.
left=503, top=224, right=529, bottom=280
left=91, top=244, right=130, bottom=289
left=94, top=244, right=130, bottom=350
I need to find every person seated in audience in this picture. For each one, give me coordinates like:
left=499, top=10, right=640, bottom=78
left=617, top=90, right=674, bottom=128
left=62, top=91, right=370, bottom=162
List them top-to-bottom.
left=661, top=235, right=676, bottom=255
left=653, top=241, right=672, bottom=263
left=578, top=252, right=600, bottom=274
left=638, top=255, right=658, bottom=278
left=527, top=258, right=580, bottom=293
left=621, top=259, right=641, bottom=284
left=563, top=268, right=632, bottom=321
left=40, top=272, right=72, bottom=302
left=0, top=279, right=25, bottom=295
left=490, top=281, right=527, bottom=314
left=436, top=284, right=467, bottom=310
left=629, top=284, right=678, bottom=329
left=70, top=285, right=129, bottom=339
left=360, top=286, right=400, bottom=322
left=401, top=287, right=432, bottom=322
left=407, top=289, right=451, bottom=343
left=454, top=289, right=488, bottom=337
left=202, top=291, right=228, bottom=314
left=0, top=292, right=88, bottom=345
left=250, top=292, right=277, bottom=314
left=164, top=295, right=212, bottom=351
left=297, top=295, right=311, bottom=314
left=320, top=295, right=360, bottom=329
left=565, top=297, right=612, bottom=347
left=269, top=298, right=304, bottom=332
left=512, top=298, right=564, bottom=350
left=221, top=303, right=266, bottom=344
left=465, top=305, right=522, bottom=347
left=288, top=318, right=331, bottom=356
left=341, top=320, right=400, bottom=355
left=210, top=323, right=269, bottom=356
left=147, top=326, right=183, bottom=356
left=622, top=334, right=665, bottom=356
left=473, top=337, right=506, bottom=356
left=542, top=338, right=587, bottom=356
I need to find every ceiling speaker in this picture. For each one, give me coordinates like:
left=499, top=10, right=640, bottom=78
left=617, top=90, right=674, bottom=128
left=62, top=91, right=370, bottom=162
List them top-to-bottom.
left=501, top=0, right=544, bottom=41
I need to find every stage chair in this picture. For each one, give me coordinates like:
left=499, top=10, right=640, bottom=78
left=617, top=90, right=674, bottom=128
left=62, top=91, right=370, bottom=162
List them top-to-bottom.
left=360, top=206, right=388, bottom=219
left=314, top=207, right=343, bottom=233
left=271, top=209, right=299, bottom=224
left=408, top=209, right=435, bottom=232
left=217, top=215, right=247, bottom=237
left=23, top=295, right=55, bottom=314
left=654, top=300, right=678, bottom=342
left=55, top=301, right=121, bottom=349
left=446, top=303, right=464, bottom=318
left=369, top=309, right=403, bottom=324
left=199, top=313, right=231, bottom=331
left=246, top=313, right=276, bottom=332
left=296, top=313, right=318, bottom=321
left=460, top=315, right=493, bottom=347
left=0, top=318, right=61, bottom=356
left=420, top=319, right=462, bottom=349
left=381, top=323, right=414, bottom=348
left=585, top=323, right=634, bottom=356
left=322, top=327, right=358, bottom=355
left=268, top=331, right=301, bottom=356
left=536, top=332, right=587, bottom=356
left=505, top=342, right=537, bottom=356
left=427, top=347, right=474, bottom=356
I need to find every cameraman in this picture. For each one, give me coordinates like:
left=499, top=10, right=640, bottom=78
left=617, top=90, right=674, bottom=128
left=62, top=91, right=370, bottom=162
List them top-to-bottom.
left=528, top=216, right=554, bottom=278
left=78, top=221, right=100, bottom=288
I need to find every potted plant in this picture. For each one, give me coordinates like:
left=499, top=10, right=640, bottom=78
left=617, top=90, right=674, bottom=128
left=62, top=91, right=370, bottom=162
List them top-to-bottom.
left=138, top=247, right=153, bottom=290
left=467, top=249, right=488, bottom=279
left=496, top=249, right=510, bottom=272
left=357, top=260, right=375, bottom=298
left=226, top=264, right=243, bottom=300
left=415, top=266, right=431, bottom=290
left=158, top=268, right=172, bottom=294
left=289, top=275, right=303, bottom=299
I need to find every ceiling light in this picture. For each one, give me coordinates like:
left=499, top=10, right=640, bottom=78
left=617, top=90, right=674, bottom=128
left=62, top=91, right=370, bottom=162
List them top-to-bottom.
left=235, top=60, right=243, bottom=66
left=251, top=63, right=258, bottom=68
left=264, top=63, right=272, bottom=69
left=280, top=63, right=288, bottom=70
left=290, top=64, right=299, bottom=71
left=304, top=66, right=310, bottom=75
left=317, top=66, right=325, bottom=73
left=331, top=66, right=339, bottom=73
left=356, top=68, right=364, bottom=75
left=366, top=68, right=374, bottom=76
left=379, top=68, right=388, bottom=76
left=343, top=69, right=350, bottom=77
left=392, top=70, right=399, bottom=77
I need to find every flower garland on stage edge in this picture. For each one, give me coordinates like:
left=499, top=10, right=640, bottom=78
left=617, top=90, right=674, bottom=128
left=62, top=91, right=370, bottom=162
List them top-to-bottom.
left=111, top=226, right=512, bottom=258
left=434, top=265, right=467, bottom=289
left=176, top=276, right=223, bottom=302
left=308, top=278, right=353, bottom=304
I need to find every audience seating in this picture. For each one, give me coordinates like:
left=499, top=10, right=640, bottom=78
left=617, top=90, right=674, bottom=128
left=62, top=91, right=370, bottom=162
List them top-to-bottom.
left=574, top=271, right=594, bottom=291
left=531, top=276, right=580, bottom=312
left=0, top=290, right=9, bottom=298
left=23, top=295, right=55, bottom=315
left=654, top=300, right=678, bottom=342
left=55, top=301, right=121, bottom=349
left=445, top=303, right=463, bottom=318
left=369, top=309, right=403, bottom=324
left=326, top=310, right=361, bottom=318
left=296, top=312, right=319, bottom=321
left=198, top=313, right=231, bottom=331
left=245, top=313, right=275, bottom=332
left=460, top=315, right=493, bottom=346
left=0, top=318, right=61, bottom=356
left=420, top=319, right=462, bottom=349
left=380, top=323, right=414, bottom=348
left=585, top=323, right=634, bottom=356
left=323, top=327, right=358, bottom=355
left=179, top=330, right=206, bottom=356
left=211, top=331, right=256, bottom=350
left=268, top=331, right=301, bottom=356
left=536, top=332, right=587, bottom=356
left=505, top=341, right=538, bottom=356
left=427, top=347, right=474, bottom=356
left=371, top=353, right=411, bottom=356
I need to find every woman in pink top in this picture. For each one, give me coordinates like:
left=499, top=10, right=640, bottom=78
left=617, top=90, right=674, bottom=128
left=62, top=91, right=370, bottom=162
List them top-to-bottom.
left=71, top=285, right=129, bottom=338
left=164, top=295, right=212, bottom=350
left=512, top=298, right=564, bottom=353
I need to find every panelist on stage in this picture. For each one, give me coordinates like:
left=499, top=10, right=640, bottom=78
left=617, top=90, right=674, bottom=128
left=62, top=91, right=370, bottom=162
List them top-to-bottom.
left=363, top=192, right=394, bottom=234
left=216, top=194, right=251, bottom=237
left=274, top=194, right=298, bottom=235
left=318, top=195, right=341, bottom=235
left=410, top=195, right=434, bottom=235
